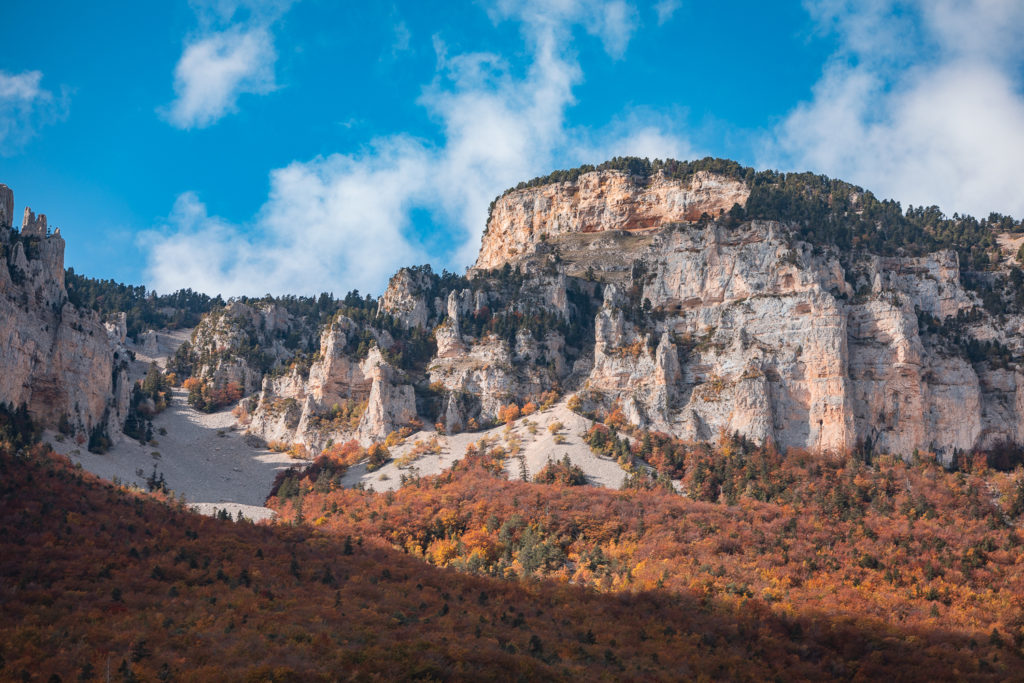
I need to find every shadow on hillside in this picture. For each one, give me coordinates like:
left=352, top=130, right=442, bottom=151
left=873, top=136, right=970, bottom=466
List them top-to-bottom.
left=1, top=446, right=1018, bottom=681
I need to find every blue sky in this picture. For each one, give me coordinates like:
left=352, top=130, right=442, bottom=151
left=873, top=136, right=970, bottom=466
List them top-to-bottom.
left=2, top=0, right=1023, bottom=297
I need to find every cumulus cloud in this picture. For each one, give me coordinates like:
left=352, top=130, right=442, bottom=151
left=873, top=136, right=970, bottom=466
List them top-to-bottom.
left=163, top=0, right=293, bottom=129
left=764, top=0, right=1024, bottom=218
left=146, top=1, right=694, bottom=297
left=164, top=28, right=277, bottom=129
left=0, top=70, right=66, bottom=153
left=143, top=145, right=427, bottom=296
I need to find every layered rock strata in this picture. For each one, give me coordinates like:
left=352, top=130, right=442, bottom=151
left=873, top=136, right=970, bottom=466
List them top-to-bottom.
left=477, top=170, right=749, bottom=269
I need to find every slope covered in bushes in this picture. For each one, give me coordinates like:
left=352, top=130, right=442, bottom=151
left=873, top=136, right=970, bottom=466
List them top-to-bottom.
left=4, top=441, right=1023, bottom=679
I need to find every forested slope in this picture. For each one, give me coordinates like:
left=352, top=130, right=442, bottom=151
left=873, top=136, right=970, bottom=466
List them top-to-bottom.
left=2, top=439, right=1022, bottom=680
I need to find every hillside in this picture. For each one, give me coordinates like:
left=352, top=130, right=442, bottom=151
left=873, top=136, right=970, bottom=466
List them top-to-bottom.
left=3, top=440, right=1024, bottom=679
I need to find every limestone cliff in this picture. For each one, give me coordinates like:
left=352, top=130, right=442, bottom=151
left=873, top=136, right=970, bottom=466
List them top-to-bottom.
left=185, top=159, right=1024, bottom=464
left=463, top=161, right=1024, bottom=463
left=477, top=169, right=749, bottom=270
left=0, top=184, right=129, bottom=441
left=567, top=220, right=996, bottom=459
left=172, top=300, right=295, bottom=396
left=246, top=318, right=416, bottom=450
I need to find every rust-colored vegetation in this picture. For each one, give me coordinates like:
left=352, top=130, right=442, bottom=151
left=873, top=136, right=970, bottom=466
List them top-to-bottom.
left=4, top=427, right=1024, bottom=679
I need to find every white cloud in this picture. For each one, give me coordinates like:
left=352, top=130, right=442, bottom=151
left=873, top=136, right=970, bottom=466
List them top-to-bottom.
left=163, top=0, right=293, bottom=129
left=488, top=0, right=638, bottom=59
left=654, top=0, right=681, bottom=26
left=765, top=0, right=1024, bottom=218
left=146, top=1, right=694, bottom=297
left=587, top=1, right=637, bottom=58
left=164, top=27, right=277, bottom=129
left=0, top=70, right=66, bottom=153
left=0, top=71, right=44, bottom=101
left=571, top=109, right=699, bottom=165
left=144, top=142, right=428, bottom=296
left=142, top=193, right=251, bottom=295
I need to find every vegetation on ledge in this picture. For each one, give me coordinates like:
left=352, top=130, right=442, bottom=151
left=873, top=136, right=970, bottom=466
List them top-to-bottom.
left=65, top=269, right=223, bottom=339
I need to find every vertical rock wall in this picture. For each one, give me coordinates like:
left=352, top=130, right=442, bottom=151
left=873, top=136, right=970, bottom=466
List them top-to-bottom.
left=0, top=188, right=129, bottom=439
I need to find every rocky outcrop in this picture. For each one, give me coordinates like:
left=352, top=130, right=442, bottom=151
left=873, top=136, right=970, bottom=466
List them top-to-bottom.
left=476, top=170, right=749, bottom=270
left=0, top=184, right=13, bottom=229
left=0, top=187, right=129, bottom=440
left=378, top=267, right=435, bottom=329
left=584, top=285, right=681, bottom=432
left=176, top=300, right=305, bottom=395
left=246, top=318, right=418, bottom=452
left=358, top=348, right=417, bottom=441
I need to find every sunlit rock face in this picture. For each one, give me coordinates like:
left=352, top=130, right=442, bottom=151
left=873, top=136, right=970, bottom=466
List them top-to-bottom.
left=231, top=167, right=1024, bottom=462
left=469, top=169, right=1024, bottom=462
left=477, top=169, right=750, bottom=270
left=0, top=186, right=129, bottom=440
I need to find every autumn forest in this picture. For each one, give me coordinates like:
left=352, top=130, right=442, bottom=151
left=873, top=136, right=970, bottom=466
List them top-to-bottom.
left=3, top=421, right=1024, bottom=679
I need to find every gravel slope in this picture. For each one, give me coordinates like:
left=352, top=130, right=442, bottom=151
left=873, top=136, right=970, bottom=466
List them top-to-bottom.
left=53, top=329, right=304, bottom=522
left=342, top=401, right=628, bottom=492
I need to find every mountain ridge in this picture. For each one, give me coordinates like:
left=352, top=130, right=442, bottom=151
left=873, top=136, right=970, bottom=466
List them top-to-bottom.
left=4, top=159, right=1024, bottom=464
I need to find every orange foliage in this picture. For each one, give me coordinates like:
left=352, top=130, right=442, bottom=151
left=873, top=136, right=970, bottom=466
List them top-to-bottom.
left=537, top=390, right=559, bottom=410
left=497, top=403, right=521, bottom=424
left=604, top=404, right=627, bottom=429
left=8, top=436, right=1024, bottom=679
left=267, top=437, right=1024, bottom=681
left=320, top=439, right=365, bottom=467
left=366, top=442, right=390, bottom=471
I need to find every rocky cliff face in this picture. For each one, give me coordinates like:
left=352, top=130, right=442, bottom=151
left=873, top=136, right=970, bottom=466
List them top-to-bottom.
left=178, top=161, right=1024, bottom=464
left=477, top=170, right=749, bottom=270
left=0, top=184, right=129, bottom=441
left=568, top=220, right=1012, bottom=460
left=377, top=267, right=435, bottom=330
left=174, top=300, right=296, bottom=396
left=246, top=318, right=417, bottom=451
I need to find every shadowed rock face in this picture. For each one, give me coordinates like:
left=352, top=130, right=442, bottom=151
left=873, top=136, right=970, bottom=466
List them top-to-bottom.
left=0, top=184, right=13, bottom=228
left=0, top=186, right=129, bottom=440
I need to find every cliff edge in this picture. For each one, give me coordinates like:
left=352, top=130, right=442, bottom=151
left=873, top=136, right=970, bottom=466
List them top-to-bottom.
left=0, top=183, right=129, bottom=444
